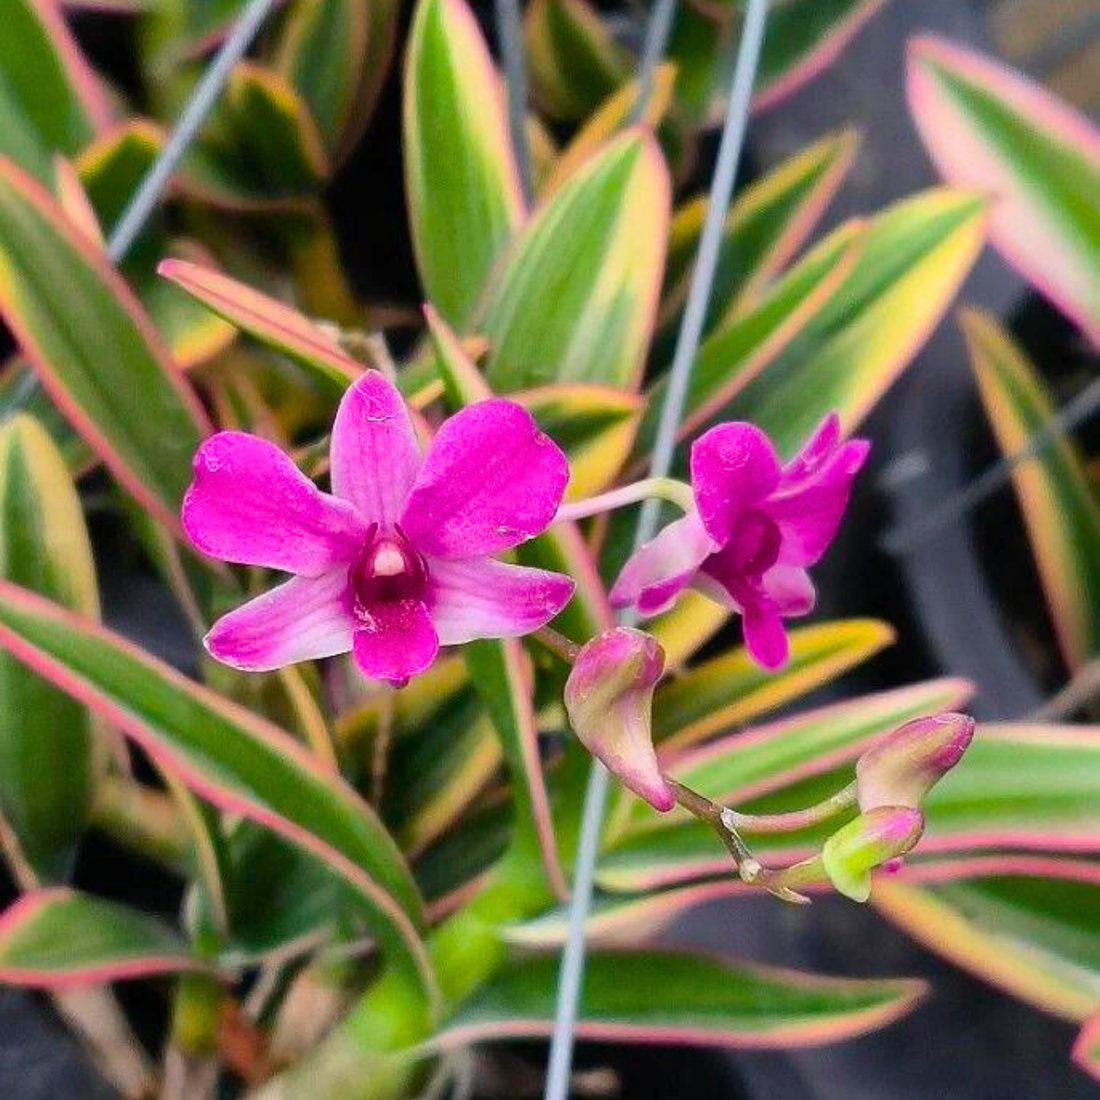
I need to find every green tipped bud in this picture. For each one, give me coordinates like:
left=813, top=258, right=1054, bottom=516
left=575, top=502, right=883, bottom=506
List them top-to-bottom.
left=564, top=627, right=672, bottom=812
left=857, top=713, right=975, bottom=812
left=821, top=806, right=924, bottom=902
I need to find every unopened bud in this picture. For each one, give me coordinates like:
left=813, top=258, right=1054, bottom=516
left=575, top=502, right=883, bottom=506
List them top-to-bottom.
left=564, top=627, right=673, bottom=812
left=857, top=713, right=975, bottom=812
left=821, top=806, right=924, bottom=902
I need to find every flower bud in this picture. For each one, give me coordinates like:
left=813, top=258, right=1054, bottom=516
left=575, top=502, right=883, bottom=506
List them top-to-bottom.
left=564, top=627, right=673, bottom=812
left=857, top=713, right=975, bottom=812
left=821, top=806, right=924, bottom=902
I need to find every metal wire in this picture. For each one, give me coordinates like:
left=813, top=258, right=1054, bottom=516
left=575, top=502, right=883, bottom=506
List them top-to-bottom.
left=6, top=0, right=278, bottom=415
left=496, top=0, right=534, bottom=203
left=541, top=2, right=770, bottom=1098
left=881, top=372, right=1100, bottom=554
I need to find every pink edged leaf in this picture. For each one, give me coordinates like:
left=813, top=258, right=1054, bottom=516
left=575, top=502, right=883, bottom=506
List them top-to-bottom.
left=2, top=0, right=113, bottom=153
left=404, top=0, right=525, bottom=328
left=753, top=0, right=892, bottom=115
left=908, top=36, right=1100, bottom=346
left=0, top=159, right=209, bottom=534
left=723, top=189, right=986, bottom=457
left=636, top=220, right=865, bottom=464
left=158, top=259, right=364, bottom=393
left=962, top=308, right=1100, bottom=670
left=0, top=416, right=100, bottom=884
left=0, top=581, right=438, bottom=1010
left=650, top=618, right=896, bottom=753
left=465, top=639, right=568, bottom=900
left=874, top=868, right=1100, bottom=1025
left=0, top=889, right=202, bottom=988
left=433, top=949, right=926, bottom=1051
left=1074, top=1012, right=1100, bottom=1082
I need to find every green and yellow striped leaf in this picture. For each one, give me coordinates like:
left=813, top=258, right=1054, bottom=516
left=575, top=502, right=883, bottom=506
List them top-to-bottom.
left=404, top=0, right=524, bottom=328
left=908, top=35, right=1100, bottom=345
left=962, top=308, right=1100, bottom=669
left=0, top=416, right=98, bottom=881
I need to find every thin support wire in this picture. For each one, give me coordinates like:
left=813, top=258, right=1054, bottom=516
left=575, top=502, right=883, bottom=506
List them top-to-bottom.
left=6, top=0, right=278, bottom=416
left=496, top=0, right=534, bottom=203
left=626, top=0, right=679, bottom=127
left=541, top=2, right=770, bottom=1098
left=881, top=372, right=1100, bottom=554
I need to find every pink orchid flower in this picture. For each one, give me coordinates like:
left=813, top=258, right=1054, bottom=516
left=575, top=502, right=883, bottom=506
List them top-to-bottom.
left=182, top=372, right=575, bottom=686
left=610, top=415, right=868, bottom=669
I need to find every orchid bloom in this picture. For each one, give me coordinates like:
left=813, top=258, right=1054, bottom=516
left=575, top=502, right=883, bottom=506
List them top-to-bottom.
left=182, top=372, right=575, bottom=685
left=610, top=415, right=868, bottom=669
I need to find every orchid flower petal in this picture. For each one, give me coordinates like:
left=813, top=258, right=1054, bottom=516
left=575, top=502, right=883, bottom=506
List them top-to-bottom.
left=330, top=371, right=422, bottom=527
left=400, top=398, right=569, bottom=559
left=779, top=413, right=842, bottom=485
left=689, top=422, right=780, bottom=545
left=183, top=432, right=367, bottom=574
left=765, top=438, right=869, bottom=566
left=610, top=512, right=715, bottom=617
left=428, top=557, right=575, bottom=645
left=761, top=564, right=816, bottom=616
left=204, top=571, right=354, bottom=670
left=352, top=599, right=439, bottom=684
left=742, top=601, right=789, bottom=670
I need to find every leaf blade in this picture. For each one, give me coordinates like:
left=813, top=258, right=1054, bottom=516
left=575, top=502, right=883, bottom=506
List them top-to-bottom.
left=0, top=581, right=437, bottom=1007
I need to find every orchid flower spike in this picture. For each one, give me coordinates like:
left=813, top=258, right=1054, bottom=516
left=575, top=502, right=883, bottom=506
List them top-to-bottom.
left=182, top=372, right=575, bottom=686
left=610, top=415, right=868, bottom=669
left=563, top=627, right=673, bottom=811
left=857, top=712, right=975, bottom=812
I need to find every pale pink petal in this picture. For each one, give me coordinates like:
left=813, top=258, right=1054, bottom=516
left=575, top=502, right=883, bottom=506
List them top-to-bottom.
left=329, top=371, right=422, bottom=526
left=400, top=399, right=569, bottom=559
left=690, top=422, right=780, bottom=544
left=183, top=432, right=367, bottom=574
left=764, top=438, right=869, bottom=565
left=610, top=512, right=715, bottom=617
left=428, top=557, right=575, bottom=644
left=762, top=564, right=816, bottom=616
left=204, top=571, right=354, bottom=671
left=352, top=599, right=439, bottom=684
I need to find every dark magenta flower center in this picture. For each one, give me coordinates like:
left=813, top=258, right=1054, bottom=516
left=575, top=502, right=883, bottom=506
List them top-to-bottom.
left=349, top=524, right=429, bottom=613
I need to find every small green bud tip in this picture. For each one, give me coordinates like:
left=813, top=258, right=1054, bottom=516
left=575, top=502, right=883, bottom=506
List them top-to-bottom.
left=564, top=627, right=672, bottom=812
left=856, top=712, right=975, bottom=813
left=821, top=806, right=924, bottom=903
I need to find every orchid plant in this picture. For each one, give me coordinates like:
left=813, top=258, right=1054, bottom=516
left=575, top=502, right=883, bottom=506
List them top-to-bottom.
left=0, top=2, right=1095, bottom=1099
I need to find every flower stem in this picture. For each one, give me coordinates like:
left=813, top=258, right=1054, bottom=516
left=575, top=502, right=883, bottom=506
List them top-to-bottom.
left=552, top=477, right=695, bottom=525
left=532, top=625, right=581, bottom=664
left=722, top=782, right=858, bottom=834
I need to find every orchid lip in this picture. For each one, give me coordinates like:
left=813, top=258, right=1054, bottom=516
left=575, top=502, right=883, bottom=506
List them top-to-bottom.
left=348, top=523, right=430, bottom=617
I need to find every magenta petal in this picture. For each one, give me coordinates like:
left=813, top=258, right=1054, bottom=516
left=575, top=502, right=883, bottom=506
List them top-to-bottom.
left=330, top=371, right=422, bottom=526
left=400, top=399, right=569, bottom=559
left=779, top=413, right=842, bottom=484
left=690, top=423, right=780, bottom=545
left=183, top=432, right=367, bottom=574
left=765, top=438, right=869, bottom=566
left=610, top=512, right=714, bottom=617
left=429, top=557, right=575, bottom=644
left=762, top=564, right=816, bottom=616
left=205, top=571, right=354, bottom=671
left=352, top=599, right=439, bottom=684
left=742, top=602, right=789, bottom=669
